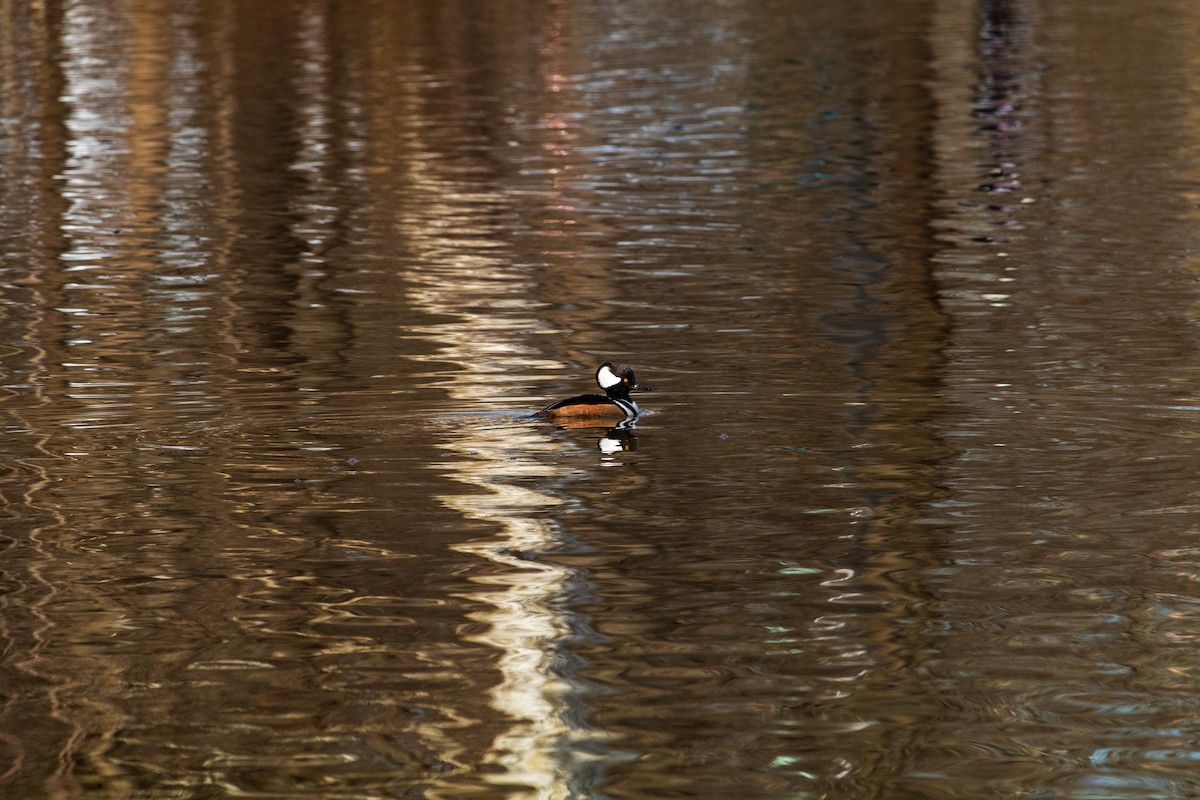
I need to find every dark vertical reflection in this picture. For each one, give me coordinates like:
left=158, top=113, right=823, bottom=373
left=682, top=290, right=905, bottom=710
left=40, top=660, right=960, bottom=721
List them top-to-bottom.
left=0, top=0, right=71, bottom=790
left=975, top=0, right=1025, bottom=196
left=806, top=1, right=957, bottom=787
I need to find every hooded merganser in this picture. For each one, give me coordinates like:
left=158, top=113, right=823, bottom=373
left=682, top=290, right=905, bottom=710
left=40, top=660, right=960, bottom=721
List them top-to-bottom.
left=535, top=362, right=651, bottom=423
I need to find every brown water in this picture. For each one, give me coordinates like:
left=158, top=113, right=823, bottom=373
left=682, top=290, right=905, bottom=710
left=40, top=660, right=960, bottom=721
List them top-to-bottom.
left=3, top=0, right=1200, bottom=797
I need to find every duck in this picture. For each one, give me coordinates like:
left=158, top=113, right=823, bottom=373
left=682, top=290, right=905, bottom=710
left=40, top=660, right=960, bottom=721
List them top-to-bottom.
left=534, top=362, right=650, bottom=423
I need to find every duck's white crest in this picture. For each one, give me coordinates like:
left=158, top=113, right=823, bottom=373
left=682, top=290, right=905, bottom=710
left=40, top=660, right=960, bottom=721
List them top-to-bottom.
left=597, top=364, right=622, bottom=389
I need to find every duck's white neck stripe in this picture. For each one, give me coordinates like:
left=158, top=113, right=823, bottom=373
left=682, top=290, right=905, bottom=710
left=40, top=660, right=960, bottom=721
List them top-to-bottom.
left=597, top=365, right=621, bottom=389
left=613, top=397, right=639, bottom=417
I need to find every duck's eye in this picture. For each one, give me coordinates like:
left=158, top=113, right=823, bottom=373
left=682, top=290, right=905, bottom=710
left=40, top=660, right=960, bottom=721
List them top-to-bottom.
left=623, top=377, right=629, bottom=382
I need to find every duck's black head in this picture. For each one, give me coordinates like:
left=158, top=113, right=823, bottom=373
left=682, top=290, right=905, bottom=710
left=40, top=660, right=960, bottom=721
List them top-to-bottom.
left=595, top=362, right=650, bottom=398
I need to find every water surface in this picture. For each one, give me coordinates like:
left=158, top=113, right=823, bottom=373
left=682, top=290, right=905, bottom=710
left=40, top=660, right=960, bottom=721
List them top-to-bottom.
left=3, top=0, right=1200, bottom=797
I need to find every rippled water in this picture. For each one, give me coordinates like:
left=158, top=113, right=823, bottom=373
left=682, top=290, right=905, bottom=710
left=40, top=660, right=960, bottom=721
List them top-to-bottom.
left=4, top=0, right=1200, bottom=797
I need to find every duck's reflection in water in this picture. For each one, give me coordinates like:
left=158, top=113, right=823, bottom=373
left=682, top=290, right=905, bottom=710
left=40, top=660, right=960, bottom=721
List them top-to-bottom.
left=544, top=414, right=643, bottom=455
left=598, top=425, right=639, bottom=455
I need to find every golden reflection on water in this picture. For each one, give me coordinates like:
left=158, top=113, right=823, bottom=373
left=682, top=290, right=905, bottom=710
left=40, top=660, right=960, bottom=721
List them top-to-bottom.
left=368, top=12, right=622, bottom=786
left=367, top=15, right=650, bottom=788
left=397, top=151, right=614, bottom=797
left=438, top=427, right=604, bottom=798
